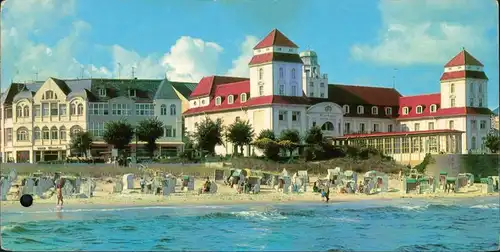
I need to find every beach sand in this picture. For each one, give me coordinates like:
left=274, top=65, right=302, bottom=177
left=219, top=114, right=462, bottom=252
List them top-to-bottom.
left=1, top=176, right=495, bottom=210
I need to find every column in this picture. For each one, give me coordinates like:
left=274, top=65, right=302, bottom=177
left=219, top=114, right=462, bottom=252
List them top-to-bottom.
left=437, top=135, right=441, bottom=153
left=382, top=138, right=386, bottom=154
left=29, top=150, right=34, bottom=163
left=13, top=151, right=18, bottom=163
left=41, top=151, right=45, bottom=161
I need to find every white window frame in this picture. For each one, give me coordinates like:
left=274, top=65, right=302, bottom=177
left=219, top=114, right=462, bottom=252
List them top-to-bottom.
left=98, top=88, right=107, bottom=97
left=129, top=89, right=136, bottom=97
left=240, top=93, right=247, bottom=103
left=228, top=95, right=234, bottom=104
left=215, top=96, right=222, bottom=106
left=135, top=103, right=154, bottom=116
left=160, top=104, right=167, bottom=115
left=170, top=104, right=176, bottom=115
left=430, top=104, right=437, bottom=113
left=343, top=105, right=350, bottom=114
left=357, top=105, right=364, bottom=114
left=416, top=105, right=423, bottom=114
left=371, top=106, right=378, bottom=115
left=385, top=107, right=392, bottom=115
left=402, top=107, right=409, bottom=115
left=278, top=111, right=287, bottom=121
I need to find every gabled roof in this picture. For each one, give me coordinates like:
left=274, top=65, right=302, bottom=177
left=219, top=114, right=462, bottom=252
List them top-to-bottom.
left=253, top=29, right=298, bottom=49
left=444, top=49, right=484, bottom=67
left=248, top=52, right=303, bottom=66
left=440, top=70, right=488, bottom=81
left=189, top=76, right=248, bottom=98
left=50, top=77, right=71, bottom=95
left=154, top=79, right=179, bottom=100
left=172, top=82, right=197, bottom=99
left=1, top=83, right=28, bottom=105
left=327, top=84, right=402, bottom=106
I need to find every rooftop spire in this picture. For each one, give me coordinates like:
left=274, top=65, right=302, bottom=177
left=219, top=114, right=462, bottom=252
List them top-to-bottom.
left=253, top=29, right=298, bottom=50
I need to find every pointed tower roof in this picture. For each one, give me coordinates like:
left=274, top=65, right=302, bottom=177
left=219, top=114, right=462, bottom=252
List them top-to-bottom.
left=253, top=29, right=298, bottom=49
left=444, top=49, right=484, bottom=67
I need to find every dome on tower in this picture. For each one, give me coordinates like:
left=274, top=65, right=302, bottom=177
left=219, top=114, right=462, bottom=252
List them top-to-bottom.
left=300, top=50, right=317, bottom=57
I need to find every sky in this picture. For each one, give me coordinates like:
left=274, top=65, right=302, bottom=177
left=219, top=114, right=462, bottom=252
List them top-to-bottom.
left=1, top=0, right=498, bottom=109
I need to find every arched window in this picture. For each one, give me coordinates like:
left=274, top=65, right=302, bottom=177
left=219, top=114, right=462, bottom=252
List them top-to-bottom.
left=259, top=68, right=264, bottom=80
left=279, top=68, right=284, bottom=78
left=291, top=68, right=296, bottom=79
left=450, top=84, right=455, bottom=93
left=241, top=93, right=247, bottom=103
left=228, top=95, right=234, bottom=104
left=215, top=97, right=222, bottom=106
left=450, top=98, right=456, bottom=108
left=70, top=103, right=76, bottom=115
left=77, top=104, right=84, bottom=115
left=160, top=104, right=167, bottom=115
left=170, top=104, right=176, bottom=115
left=430, top=104, right=437, bottom=113
left=16, top=105, right=23, bottom=117
left=343, top=105, right=350, bottom=114
left=357, top=105, right=364, bottom=114
left=416, top=105, right=423, bottom=114
left=23, top=106, right=30, bottom=117
left=371, top=106, right=378, bottom=115
left=385, top=107, right=392, bottom=115
left=402, top=107, right=409, bottom=115
left=448, top=120, right=454, bottom=130
left=321, top=122, right=334, bottom=131
left=70, top=125, right=82, bottom=137
left=42, top=126, right=50, bottom=140
left=49, top=126, right=58, bottom=139
left=59, top=126, right=67, bottom=140
left=16, top=127, right=29, bottom=141
left=34, top=127, right=41, bottom=140
left=471, top=136, right=476, bottom=150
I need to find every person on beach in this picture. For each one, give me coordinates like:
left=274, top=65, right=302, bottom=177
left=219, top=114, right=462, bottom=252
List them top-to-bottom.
left=140, top=177, right=145, bottom=193
left=202, top=177, right=211, bottom=193
left=56, top=181, right=64, bottom=206
left=313, top=182, right=319, bottom=193
left=320, top=185, right=330, bottom=203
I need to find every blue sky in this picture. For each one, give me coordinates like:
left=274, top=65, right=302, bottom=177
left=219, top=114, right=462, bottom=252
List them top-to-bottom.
left=1, top=0, right=498, bottom=108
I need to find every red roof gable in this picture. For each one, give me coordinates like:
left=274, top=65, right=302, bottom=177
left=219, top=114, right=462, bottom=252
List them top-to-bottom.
left=253, top=29, right=298, bottom=49
left=444, top=49, right=484, bottom=67
left=248, top=52, right=303, bottom=66
left=440, top=70, right=488, bottom=81
left=189, top=76, right=248, bottom=98
left=328, top=84, right=401, bottom=106
left=337, top=129, right=464, bottom=139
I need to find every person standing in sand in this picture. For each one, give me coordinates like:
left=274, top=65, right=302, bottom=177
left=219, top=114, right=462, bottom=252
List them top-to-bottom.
left=56, top=181, right=64, bottom=206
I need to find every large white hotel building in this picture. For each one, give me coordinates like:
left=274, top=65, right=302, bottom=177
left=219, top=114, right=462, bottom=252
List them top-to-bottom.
left=1, top=29, right=494, bottom=165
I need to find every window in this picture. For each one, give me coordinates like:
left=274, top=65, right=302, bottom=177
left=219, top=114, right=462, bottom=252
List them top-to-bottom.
left=259, top=68, right=264, bottom=80
left=279, top=68, right=284, bottom=78
left=291, top=68, right=296, bottom=79
left=310, top=82, right=314, bottom=87
left=320, top=83, right=325, bottom=88
left=450, top=84, right=455, bottom=93
left=470, top=84, right=474, bottom=93
left=478, top=84, right=483, bottom=93
left=259, top=85, right=264, bottom=96
left=279, top=85, right=284, bottom=95
left=291, top=85, right=297, bottom=96
left=98, top=88, right=106, bottom=97
left=129, top=89, right=136, bottom=97
left=45, top=90, right=54, bottom=99
left=310, top=92, right=314, bottom=96
left=241, top=93, right=247, bottom=102
left=320, top=93, right=324, bottom=98
left=228, top=95, right=234, bottom=104
left=215, top=97, right=222, bottom=106
left=450, top=98, right=456, bottom=108
left=469, top=98, right=474, bottom=107
left=478, top=98, right=483, bottom=107
left=201, top=100, right=205, bottom=105
left=193, top=101, right=197, bottom=106
left=42, top=103, right=50, bottom=116
left=51, top=103, right=58, bottom=116
left=70, top=103, right=76, bottom=115
left=89, top=103, right=109, bottom=115
left=135, top=103, right=154, bottom=116
left=59, top=104, right=67, bottom=116
left=77, top=104, right=84, bottom=115
left=112, top=104, right=131, bottom=115
left=158, top=104, right=167, bottom=115
left=170, top=104, right=176, bottom=115
left=430, top=104, right=437, bottom=113
left=16, top=105, right=22, bottom=117
left=33, top=105, right=40, bottom=117
left=343, top=105, right=350, bottom=114
left=357, top=105, right=364, bottom=114
left=416, top=105, right=423, bottom=114
left=23, top=106, right=29, bottom=117
left=325, top=106, right=332, bottom=112
left=371, top=106, right=378, bottom=115
left=5, top=107, right=12, bottom=118
left=385, top=107, right=392, bottom=115
left=402, top=107, right=409, bottom=115
left=279, top=111, right=287, bottom=121
left=292, top=111, right=300, bottom=122
left=235, top=116, right=241, bottom=122
left=449, top=120, right=454, bottom=130
left=471, top=120, right=477, bottom=129
left=480, top=120, right=486, bottom=129
left=312, top=121, right=317, bottom=127
left=89, top=122, right=104, bottom=137
left=322, top=122, right=334, bottom=131
left=344, top=122, right=351, bottom=134
left=428, top=122, right=434, bottom=130
left=359, top=123, right=365, bottom=132
left=414, top=123, right=420, bottom=131
left=373, top=124, right=379, bottom=132
left=387, top=124, right=393, bottom=132
left=401, top=124, right=409, bottom=132
left=70, top=125, right=82, bottom=137
left=51, top=126, right=58, bottom=139
left=59, top=126, right=66, bottom=140
left=165, top=126, right=173, bottom=137
left=16, top=127, right=29, bottom=141
left=34, top=127, right=41, bottom=140
left=42, top=127, right=50, bottom=140
left=5, top=128, right=12, bottom=142
left=429, top=136, right=438, bottom=153
left=471, top=136, right=477, bottom=150
left=411, top=137, right=421, bottom=153
left=402, top=138, right=409, bottom=153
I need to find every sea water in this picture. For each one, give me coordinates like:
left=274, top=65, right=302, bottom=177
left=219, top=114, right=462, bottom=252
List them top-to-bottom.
left=1, top=197, right=499, bottom=251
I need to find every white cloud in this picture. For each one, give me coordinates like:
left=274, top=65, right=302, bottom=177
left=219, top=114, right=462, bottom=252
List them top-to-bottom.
left=350, top=0, right=497, bottom=66
left=226, top=36, right=259, bottom=77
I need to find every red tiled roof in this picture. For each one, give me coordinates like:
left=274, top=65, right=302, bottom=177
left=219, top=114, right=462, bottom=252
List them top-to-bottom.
left=254, top=29, right=298, bottom=49
left=444, top=49, right=484, bottom=67
left=248, top=52, right=303, bottom=66
left=440, top=70, right=488, bottom=81
left=189, top=76, right=248, bottom=98
left=328, top=84, right=401, bottom=106
left=398, top=93, right=441, bottom=118
left=398, top=106, right=493, bottom=120
left=337, top=129, right=464, bottom=139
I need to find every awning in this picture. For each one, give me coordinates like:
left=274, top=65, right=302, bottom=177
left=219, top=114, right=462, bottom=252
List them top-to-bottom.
left=439, top=171, right=448, bottom=175
left=446, top=177, right=457, bottom=182
left=406, top=178, right=417, bottom=183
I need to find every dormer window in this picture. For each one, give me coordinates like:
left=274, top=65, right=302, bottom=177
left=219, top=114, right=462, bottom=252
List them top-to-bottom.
left=98, top=88, right=107, bottom=97
left=129, top=89, right=136, bottom=97
left=44, top=90, right=55, bottom=100
left=241, top=93, right=247, bottom=103
left=228, top=95, right=234, bottom=104
left=215, top=97, right=222, bottom=106
left=430, top=104, right=437, bottom=113
left=343, top=105, right=350, bottom=114
left=357, top=105, right=364, bottom=114
left=416, top=105, right=423, bottom=114
left=371, top=106, right=378, bottom=115
left=385, top=107, right=392, bottom=115
left=402, top=107, right=409, bottom=115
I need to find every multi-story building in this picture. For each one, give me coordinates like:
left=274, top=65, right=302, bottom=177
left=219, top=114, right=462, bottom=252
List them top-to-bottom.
left=183, top=29, right=494, bottom=164
left=0, top=78, right=195, bottom=163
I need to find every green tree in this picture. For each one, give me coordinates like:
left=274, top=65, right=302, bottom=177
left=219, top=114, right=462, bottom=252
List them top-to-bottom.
left=135, top=117, right=165, bottom=159
left=193, top=117, right=224, bottom=155
left=103, top=120, right=135, bottom=155
left=226, top=120, right=255, bottom=155
left=304, top=126, right=323, bottom=145
left=179, top=128, right=196, bottom=161
left=253, top=129, right=280, bottom=160
left=279, top=129, right=301, bottom=158
left=70, top=131, right=93, bottom=157
left=483, top=132, right=500, bottom=153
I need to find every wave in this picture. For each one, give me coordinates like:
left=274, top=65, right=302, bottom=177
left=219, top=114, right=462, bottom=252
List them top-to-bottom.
left=470, top=203, right=499, bottom=209
left=1, top=224, right=28, bottom=233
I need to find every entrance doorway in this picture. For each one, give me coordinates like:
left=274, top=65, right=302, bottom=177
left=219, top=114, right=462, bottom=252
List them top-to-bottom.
left=43, top=151, right=59, bottom=161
